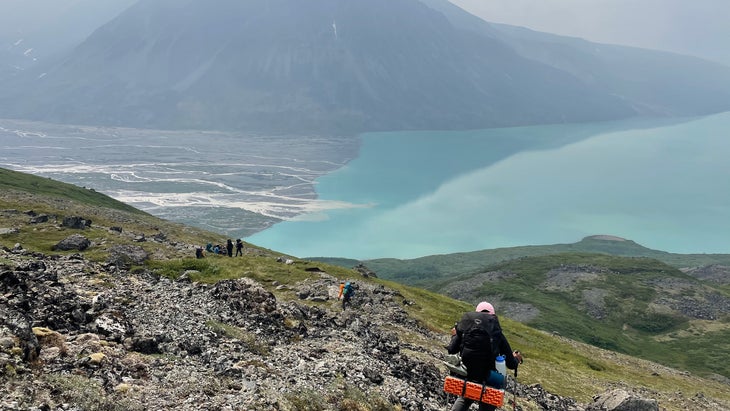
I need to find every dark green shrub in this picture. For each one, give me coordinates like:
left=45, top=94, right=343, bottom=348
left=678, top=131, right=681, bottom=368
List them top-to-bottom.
left=627, top=312, right=687, bottom=334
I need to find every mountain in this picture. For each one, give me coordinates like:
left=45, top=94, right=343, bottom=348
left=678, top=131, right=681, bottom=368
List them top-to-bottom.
left=2, top=0, right=730, bottom=133
left=2, top=167, right=730, bottom=410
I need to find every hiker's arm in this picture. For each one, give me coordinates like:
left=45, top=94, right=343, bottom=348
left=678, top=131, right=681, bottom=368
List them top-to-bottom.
left=446, top=325, right=461, bottom=354
left=499, top=334, right=521, bottom=369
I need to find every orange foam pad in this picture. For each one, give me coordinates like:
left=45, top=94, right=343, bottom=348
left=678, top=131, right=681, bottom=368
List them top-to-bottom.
left=443, top=376, right=504, bottom=407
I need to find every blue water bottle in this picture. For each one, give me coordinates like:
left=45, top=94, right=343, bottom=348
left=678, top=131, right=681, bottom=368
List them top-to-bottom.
left=486, top=355, right=507, bottom=388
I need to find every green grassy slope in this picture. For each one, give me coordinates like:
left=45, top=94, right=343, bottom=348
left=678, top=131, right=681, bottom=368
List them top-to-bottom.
left=0, top=168, right=144, bottom=214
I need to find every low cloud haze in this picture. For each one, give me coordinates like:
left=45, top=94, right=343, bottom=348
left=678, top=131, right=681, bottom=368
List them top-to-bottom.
left=0, top=0, right=135, bottom=51
left=2, top=0, right=728, bottom=66
left=450, top=0, right=730, bottom=66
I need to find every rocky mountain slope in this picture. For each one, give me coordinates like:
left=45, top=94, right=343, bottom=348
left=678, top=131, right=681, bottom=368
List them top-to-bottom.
left=2, top=0, right=730, bottom=133
left=2, top=171, right=730, bottom=410
left=1, top=244, right=447, bottom=410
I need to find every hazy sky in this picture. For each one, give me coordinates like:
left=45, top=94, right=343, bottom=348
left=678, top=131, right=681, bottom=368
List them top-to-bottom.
left=449, top=0, right=730, bottom=66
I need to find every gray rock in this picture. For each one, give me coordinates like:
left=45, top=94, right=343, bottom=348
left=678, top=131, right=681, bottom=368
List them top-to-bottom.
left=29, top=214, right=49, bottom=224
left=61, top=216, right=91, bottom=229
left=152, top=232, right=167, bottom=242
left=52, top=234, right=91, bottom=251
left=107, top=244, right=148, bottom=268
left=353, top=263, right=378, bottom=278
left=178, top=270, right=198, bottom=282
left=0, top=310, right=39, bottom=362
left=93, top=313, right=132, bottom=342
left=0, top=336, right=15, bottom=349
left=130, top=336, right=161, bottom=354
left=519, top=383, right=583, bottom=411
left=587, top=389, right=659, bottom=411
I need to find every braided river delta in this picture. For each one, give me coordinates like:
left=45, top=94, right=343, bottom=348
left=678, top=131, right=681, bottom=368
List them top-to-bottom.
left=2, top=112, right=730, bottom=259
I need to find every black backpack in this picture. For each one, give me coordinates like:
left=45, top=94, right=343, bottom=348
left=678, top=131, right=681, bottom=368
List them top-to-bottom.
left=457, top=311, right=501, bottom=359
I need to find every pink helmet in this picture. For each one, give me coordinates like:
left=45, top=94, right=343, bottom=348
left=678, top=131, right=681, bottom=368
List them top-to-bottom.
left=475, top=301, right=495, bottom=314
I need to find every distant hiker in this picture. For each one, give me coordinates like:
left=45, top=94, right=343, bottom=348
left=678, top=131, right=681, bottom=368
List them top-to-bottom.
left=226, top=239, right=234, bottom=257
left=235, top=239, right=243, bottom=256
left=206, top=243, right=213, bottom=253
left=213, top=244, right=221, bottom=255
left=195, top=247, right=204, bottom=259
left=337, top=281, right=345, bottom=299
left=342, top=282, right=355, bottom=310
left=446, top=302, right=523, bottom=411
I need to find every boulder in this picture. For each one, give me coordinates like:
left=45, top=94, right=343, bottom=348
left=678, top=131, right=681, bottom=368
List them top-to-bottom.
left=29, top=214, right=49, bottom=224
left=61, top=216, right=91, bottom=229
left=152, top=232, right=167, bottom=242
left=52, top=234, right=91, bottom=251
left=107, top=244, right=148, bottom=268
left=354, top=263, right=378, bottom=278
left=211, top=278, right=279, bottom=315
left=0, top=310, right=39, bottom=362
left=93, top=313, right=132, bottom=342
left=130, top=336, right=161, bottom=354
left=519, top=383, right=582, bottom=411
left=586, top=389, right=659, bottom=411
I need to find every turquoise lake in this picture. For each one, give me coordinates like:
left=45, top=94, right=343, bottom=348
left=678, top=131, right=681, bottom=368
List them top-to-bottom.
left=247, top=112, right=730, bottom=260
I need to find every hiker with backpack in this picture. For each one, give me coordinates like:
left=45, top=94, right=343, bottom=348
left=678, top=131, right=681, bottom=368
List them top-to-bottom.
left=341, top=281, right=355, bottom=310
left=446, top=301, right=523, bottom=411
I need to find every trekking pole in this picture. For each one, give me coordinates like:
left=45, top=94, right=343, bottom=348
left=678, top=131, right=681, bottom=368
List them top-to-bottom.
left=513, top=365, right=518, bottom=411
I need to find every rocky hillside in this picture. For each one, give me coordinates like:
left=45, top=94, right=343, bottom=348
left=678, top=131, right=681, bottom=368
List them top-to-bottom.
left=2, top=172, right=730, bottom=410
left=1, top=244, right=447, bottom=410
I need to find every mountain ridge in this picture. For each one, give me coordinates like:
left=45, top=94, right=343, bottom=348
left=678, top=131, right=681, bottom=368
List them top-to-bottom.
left=2, top=0, right=730, bottom=133
left=313, top=235, right=730, bottom=286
